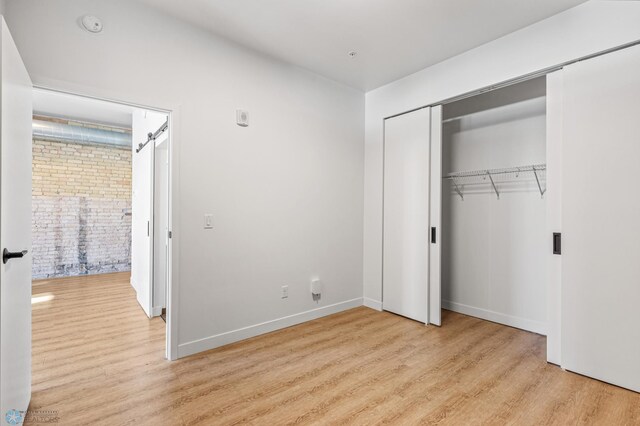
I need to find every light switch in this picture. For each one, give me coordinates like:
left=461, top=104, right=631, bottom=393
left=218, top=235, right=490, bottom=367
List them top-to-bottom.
left=236, top=109, right=249, bottom=127
left=204, top=214, right=213, bottom=229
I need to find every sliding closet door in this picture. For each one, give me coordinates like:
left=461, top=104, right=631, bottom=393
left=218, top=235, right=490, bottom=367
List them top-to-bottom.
left=562, top=45, right=640, bottom=392
left=429, top=106, right=442, bottom=326
left=383, top=108, right=430, bottom=323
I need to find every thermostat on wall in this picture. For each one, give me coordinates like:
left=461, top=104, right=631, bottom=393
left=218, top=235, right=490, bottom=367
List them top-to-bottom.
left=236, top=109, right=249, bottom=127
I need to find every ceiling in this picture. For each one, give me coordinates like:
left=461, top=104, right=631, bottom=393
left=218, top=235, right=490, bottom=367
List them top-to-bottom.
left=135, top=0, right=588, bottom=91
left=33, top=89, right=135, bottom=128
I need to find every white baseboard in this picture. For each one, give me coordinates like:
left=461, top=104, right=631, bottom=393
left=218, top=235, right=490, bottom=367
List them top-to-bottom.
left=177, top=297, right=364, bottom=358
left=363, top=297, right=382, bottom=311
left=442, top=300, right=547, bottom=336
left=151, top=306, right=163, bottom=317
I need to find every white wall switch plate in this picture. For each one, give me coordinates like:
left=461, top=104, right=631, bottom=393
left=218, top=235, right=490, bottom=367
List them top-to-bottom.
left=236, top=109, right=249, bottom=127
left=204, top=214, right=213, bottom=229
left=281, top=285, right=289, bottom=299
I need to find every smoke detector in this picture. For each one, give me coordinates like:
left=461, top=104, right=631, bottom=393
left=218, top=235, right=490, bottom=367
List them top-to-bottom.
left=81, top=15, right=103, bottom=33
left=347, top=51, right=357, bottom=58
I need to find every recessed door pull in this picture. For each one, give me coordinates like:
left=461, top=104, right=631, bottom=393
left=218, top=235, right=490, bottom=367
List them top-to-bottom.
left=553, top=233, right=562, bottom=255
left=3, top=248, right=28, bottom=264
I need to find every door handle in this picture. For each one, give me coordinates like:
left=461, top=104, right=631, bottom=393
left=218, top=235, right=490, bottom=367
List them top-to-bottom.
left=553, top=233, right=561, bottom=255
left=3, top=248, right=28, bottom=264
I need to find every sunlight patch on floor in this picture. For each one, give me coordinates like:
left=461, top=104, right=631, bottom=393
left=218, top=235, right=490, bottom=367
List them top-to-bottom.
left=31, top=293, right=54, bottom=304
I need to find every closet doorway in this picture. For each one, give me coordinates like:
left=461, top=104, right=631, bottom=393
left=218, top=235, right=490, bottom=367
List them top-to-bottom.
left=382, top=44, right=640, bottom=395
left=381, top=77, right=548, bottom=332
left=438, top=77, right=548, bottom=335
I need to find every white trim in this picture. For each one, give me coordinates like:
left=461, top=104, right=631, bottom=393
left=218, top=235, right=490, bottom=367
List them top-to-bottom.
left=31, top=84, right=171, bottom=115
left=166, top=107, right=181, bottom=360
left=363, top=297, right=382, bottom=311
left=178, top=298, right=363, bottom=358
left=442, top=300, right=547, bottom=336
left=151, top=306, right=163, bottom=317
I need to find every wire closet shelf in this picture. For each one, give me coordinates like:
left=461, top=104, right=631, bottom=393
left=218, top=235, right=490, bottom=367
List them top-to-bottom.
left=443, top=163, right=546, bottom=200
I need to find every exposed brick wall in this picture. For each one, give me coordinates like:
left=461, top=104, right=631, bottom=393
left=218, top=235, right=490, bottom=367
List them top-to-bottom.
left=32, top=139, right=132, bottom=279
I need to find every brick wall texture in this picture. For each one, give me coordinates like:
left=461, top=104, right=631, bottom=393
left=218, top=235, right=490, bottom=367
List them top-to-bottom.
left=32, top=139, right=132, bottom=279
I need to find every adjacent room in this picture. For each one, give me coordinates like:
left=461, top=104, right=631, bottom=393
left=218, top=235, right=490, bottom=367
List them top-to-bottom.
left=0, top=0, right=639, bottom=425
left=30, top=89, right=171, bottom=373
left=31, top=90, right=134, bottom=280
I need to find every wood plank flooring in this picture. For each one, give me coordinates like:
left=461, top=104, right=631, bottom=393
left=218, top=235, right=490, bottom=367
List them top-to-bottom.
left=28, top=272, right=640, bottom=425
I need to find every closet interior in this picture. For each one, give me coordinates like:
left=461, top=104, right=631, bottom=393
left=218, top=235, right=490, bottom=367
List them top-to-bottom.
left=382, top=45, right=640, bottom=393
left=440, top=76, right=548, bottom=335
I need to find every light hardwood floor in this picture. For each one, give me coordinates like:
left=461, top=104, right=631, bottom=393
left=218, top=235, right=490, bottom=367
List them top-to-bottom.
left=29, top=272, right=640, bottom=425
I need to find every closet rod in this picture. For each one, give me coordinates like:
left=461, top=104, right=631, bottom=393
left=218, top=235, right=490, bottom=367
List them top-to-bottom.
left=442, top=115, right=466, bottom=124
left=136, top=120, right=168, bottom=153
left=443, top=164, right=546, bottom=179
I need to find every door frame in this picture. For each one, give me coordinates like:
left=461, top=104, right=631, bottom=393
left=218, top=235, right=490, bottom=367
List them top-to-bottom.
left=31, top=85, right=181, bottom=361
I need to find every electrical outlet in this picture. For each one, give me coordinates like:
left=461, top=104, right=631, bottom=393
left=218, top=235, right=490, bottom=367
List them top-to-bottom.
left=281, top=285, right=289, bottom=299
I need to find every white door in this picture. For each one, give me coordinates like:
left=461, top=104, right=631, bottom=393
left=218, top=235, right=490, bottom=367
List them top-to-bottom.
left=0, top=18, right=33, bottom=422
left=561, top=45, right=640, bottom=392
left=545, top=70, right=563, bottom=366
left=428, top=105, right=442, bottom=326
left=383, top=108, right=430, bottom=323
left=131, top=111, right=155, bottom=318
left=153, top=135, right=168, bottom=313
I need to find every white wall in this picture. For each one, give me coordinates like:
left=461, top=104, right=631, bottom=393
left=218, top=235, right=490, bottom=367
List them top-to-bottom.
left=5, top=0, right=364, bottom=357
left=364, top=0, right=640, bottom=305
left=441, top=79, right=547, bottom=334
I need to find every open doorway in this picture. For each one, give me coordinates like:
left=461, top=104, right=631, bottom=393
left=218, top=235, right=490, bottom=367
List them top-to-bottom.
left=30, top=88, right=171, bottom=357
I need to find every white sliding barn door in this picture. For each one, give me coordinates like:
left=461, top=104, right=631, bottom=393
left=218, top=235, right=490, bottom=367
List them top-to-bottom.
left=0, top=18, right=33, bottom=421
left=561, top=45, right=640, bottom=392
left=429, top=106, right=442, bottom=326
left=383, top=108, right=430, bottom=323
left=131, top=110, right=155, bottom=318
left=153, top=135, right=169, bottom=313
left=131, top=140, right=153, bottom=317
